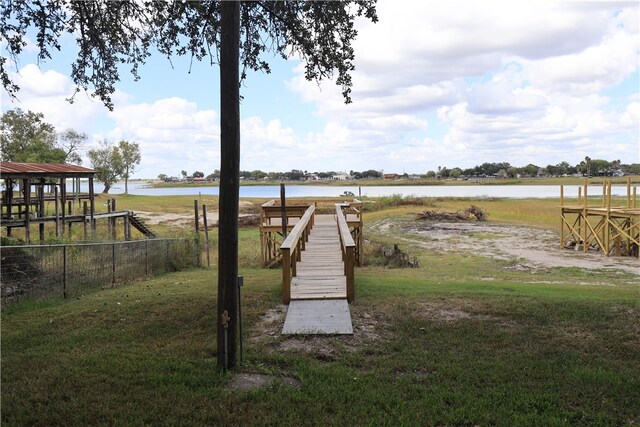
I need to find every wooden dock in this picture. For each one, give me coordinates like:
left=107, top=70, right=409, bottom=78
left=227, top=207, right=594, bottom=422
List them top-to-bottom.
left=280, top=205, right=357, bottom=334
left=291, top=214, right=347, bottom=300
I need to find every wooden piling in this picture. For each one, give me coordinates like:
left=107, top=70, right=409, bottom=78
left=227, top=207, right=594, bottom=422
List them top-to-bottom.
left=89, top=177, right=96, bottom=237
left=23, top=178, right=31, bottom=244
left=39, top=178, right=45, bottom=243
left=60, top=178, right=66, bottom=237
left=582, top=178, right=587, bottom=252
left=560, top=185, right=564, bottom=249
left=54, top=186, right=60, bottom=237
left=111, top=199, right=117, bottom=240
left=194, top=199, right=200, bottom=267
left=83, top=202, right=88, bottom=240
left=203, top=204, right=211, bottom=268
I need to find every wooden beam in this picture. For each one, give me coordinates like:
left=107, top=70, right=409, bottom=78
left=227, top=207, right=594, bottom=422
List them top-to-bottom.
left=23, top=178, right=30, bottom=244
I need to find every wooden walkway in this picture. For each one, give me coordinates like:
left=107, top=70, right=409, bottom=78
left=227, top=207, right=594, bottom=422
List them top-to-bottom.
left=281, top=211, right=355, bottom=334
left=290, top=214, right=347, bottom=300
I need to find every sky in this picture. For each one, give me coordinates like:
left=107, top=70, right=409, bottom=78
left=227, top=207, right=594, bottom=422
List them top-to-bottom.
left=1, top=0, right=639, bottom=179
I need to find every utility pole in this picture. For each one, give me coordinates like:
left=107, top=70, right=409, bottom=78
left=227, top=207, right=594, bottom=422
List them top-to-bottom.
left=217, top=0, right=240, bottom=370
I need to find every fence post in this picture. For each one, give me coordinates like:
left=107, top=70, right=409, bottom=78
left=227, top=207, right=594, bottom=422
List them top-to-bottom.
left=111, top=199, right=117, bottom=241
left=194, top=200, right=200, bottom=267
left=203, top=205, right=211, bottom=267
left=63, top=245, right=68, bottom=299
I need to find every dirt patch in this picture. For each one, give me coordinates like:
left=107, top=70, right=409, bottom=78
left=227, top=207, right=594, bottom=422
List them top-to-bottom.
left=136, top=204, right=258, bottom=229
left=369, top=218, right=640, bottom=277
left=412, top=300, right=510, bottom=325
left=250, top=304, right=390, bottom=359
left=228, top=373, right=302, bottom=392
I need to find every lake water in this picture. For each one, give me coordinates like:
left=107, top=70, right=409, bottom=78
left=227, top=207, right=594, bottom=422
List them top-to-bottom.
left=80, top=181, right=633, bottom=199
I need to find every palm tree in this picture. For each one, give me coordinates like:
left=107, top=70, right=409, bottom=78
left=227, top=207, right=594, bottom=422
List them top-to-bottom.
left=585, top=156, right=592, bottom=177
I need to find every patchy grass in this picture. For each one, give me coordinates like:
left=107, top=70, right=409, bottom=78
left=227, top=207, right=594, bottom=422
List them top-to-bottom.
left=2, top=198, right=640, bottom=425
left=2, top=265, right=639, bottom=425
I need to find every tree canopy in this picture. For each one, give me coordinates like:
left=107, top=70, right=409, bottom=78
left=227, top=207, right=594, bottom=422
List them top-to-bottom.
left=2, top=1, right=377, bottom=109
left=1, top=108, right=65, bottom=163
left=1, top=109, right=87, bottom=164
left=118, top=140, right=141, bottom=194
left=87, top=141, right=124, bottom=194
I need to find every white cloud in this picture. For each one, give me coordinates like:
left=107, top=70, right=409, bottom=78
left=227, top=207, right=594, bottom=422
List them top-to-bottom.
left=2, top=0, right=638, bottom=177
left=285, top=1, right=639, bottom=171
left=2, top=64, right=105, bottom=133
left=105, top=97, right=220, bottom=177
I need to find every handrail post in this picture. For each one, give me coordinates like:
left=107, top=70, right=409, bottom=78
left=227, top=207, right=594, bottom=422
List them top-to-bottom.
left=346, top=246, right=354, bottom=302
left=282, top=248, right=291, bottom=304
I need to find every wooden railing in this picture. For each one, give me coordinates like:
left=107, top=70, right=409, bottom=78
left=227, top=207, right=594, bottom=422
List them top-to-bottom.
left=336, top=204, right=356, bottom=302
left=281, top=205, right=315, bottom=303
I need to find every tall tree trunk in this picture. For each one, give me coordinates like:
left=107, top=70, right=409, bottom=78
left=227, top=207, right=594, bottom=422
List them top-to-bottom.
left=217, top=0, right=240, bottom=370
left=102, top=183, right=111, bottom=194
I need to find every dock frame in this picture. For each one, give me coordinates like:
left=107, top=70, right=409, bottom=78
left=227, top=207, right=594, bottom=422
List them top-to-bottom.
left=560, top=178, right=639, bottom=258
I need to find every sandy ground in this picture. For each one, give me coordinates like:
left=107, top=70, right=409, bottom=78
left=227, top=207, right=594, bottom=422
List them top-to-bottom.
left=135, top=201, right=255, bottom=228
left=370, top=218, right=640, bottom=277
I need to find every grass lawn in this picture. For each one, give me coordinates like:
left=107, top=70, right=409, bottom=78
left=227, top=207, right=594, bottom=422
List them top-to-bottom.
left=2, top=197, right=639, bottom=425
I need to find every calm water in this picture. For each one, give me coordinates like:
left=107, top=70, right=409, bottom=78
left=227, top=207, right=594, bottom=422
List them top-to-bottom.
left=79, top=181, right=632, bottom=199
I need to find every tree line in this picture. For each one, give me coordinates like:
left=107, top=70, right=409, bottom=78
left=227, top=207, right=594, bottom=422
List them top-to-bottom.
left=1, top=108, right=141, bottom=193
left=163, top=159, right=639, bottom=184
left=426, top=159, right=638, bottom=179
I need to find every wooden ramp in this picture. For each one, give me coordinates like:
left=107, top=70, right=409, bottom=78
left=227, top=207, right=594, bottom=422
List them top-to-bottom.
left=283, top=214, right=353, bottom=335
left=291, top=215, right=347, bottom=300
left=283, top=300, right=353, bottom=334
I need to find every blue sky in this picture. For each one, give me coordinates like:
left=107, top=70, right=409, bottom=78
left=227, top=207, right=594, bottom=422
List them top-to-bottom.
left=2, top=1, right=639, bottom=179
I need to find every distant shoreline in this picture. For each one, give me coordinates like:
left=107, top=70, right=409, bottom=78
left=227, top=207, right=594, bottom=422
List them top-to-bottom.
left=144, top=176, right=640, bottom=189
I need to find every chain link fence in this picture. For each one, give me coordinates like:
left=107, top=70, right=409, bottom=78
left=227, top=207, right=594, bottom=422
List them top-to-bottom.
left=1, top=238, right=197, bottom=305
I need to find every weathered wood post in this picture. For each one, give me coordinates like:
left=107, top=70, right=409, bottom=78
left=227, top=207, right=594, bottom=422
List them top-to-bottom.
left=89, top=177, right=96, bottom=238
left=23, top=178, right=31, bottom=244
left=39, top=178, right=45, bottom=243
left=60, top=178, right=66, bottom=238
left=582, top=178, right=588, bottom=252
left=6, top=179, right=13, bottom=237
left=605, top=180, right=612, bottom=256
left=280, top=183, right=287, bottom=239
left=560, top=185, right=564, bottom=249
left=54, top=186, right=60, bottom=237
left=111, top=199, right=117, bottom=240
left=194, top=199, right=200, bottom=267
left=68, top=200, right=73, bottom=236
left=83, top=202, right=88, bottom=240
left=202, top=204, right=211, bottom=268
left=124, top=212, right=131, bottom=241
left=346, top=245, right=355, bottom=303
left=282, top=247, right=291, bottom=304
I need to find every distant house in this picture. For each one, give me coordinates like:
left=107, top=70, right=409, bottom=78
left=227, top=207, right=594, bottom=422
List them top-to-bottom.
left=332, top=173, right=349, bottom=180
left=384, top=173, right=400, bottom=180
